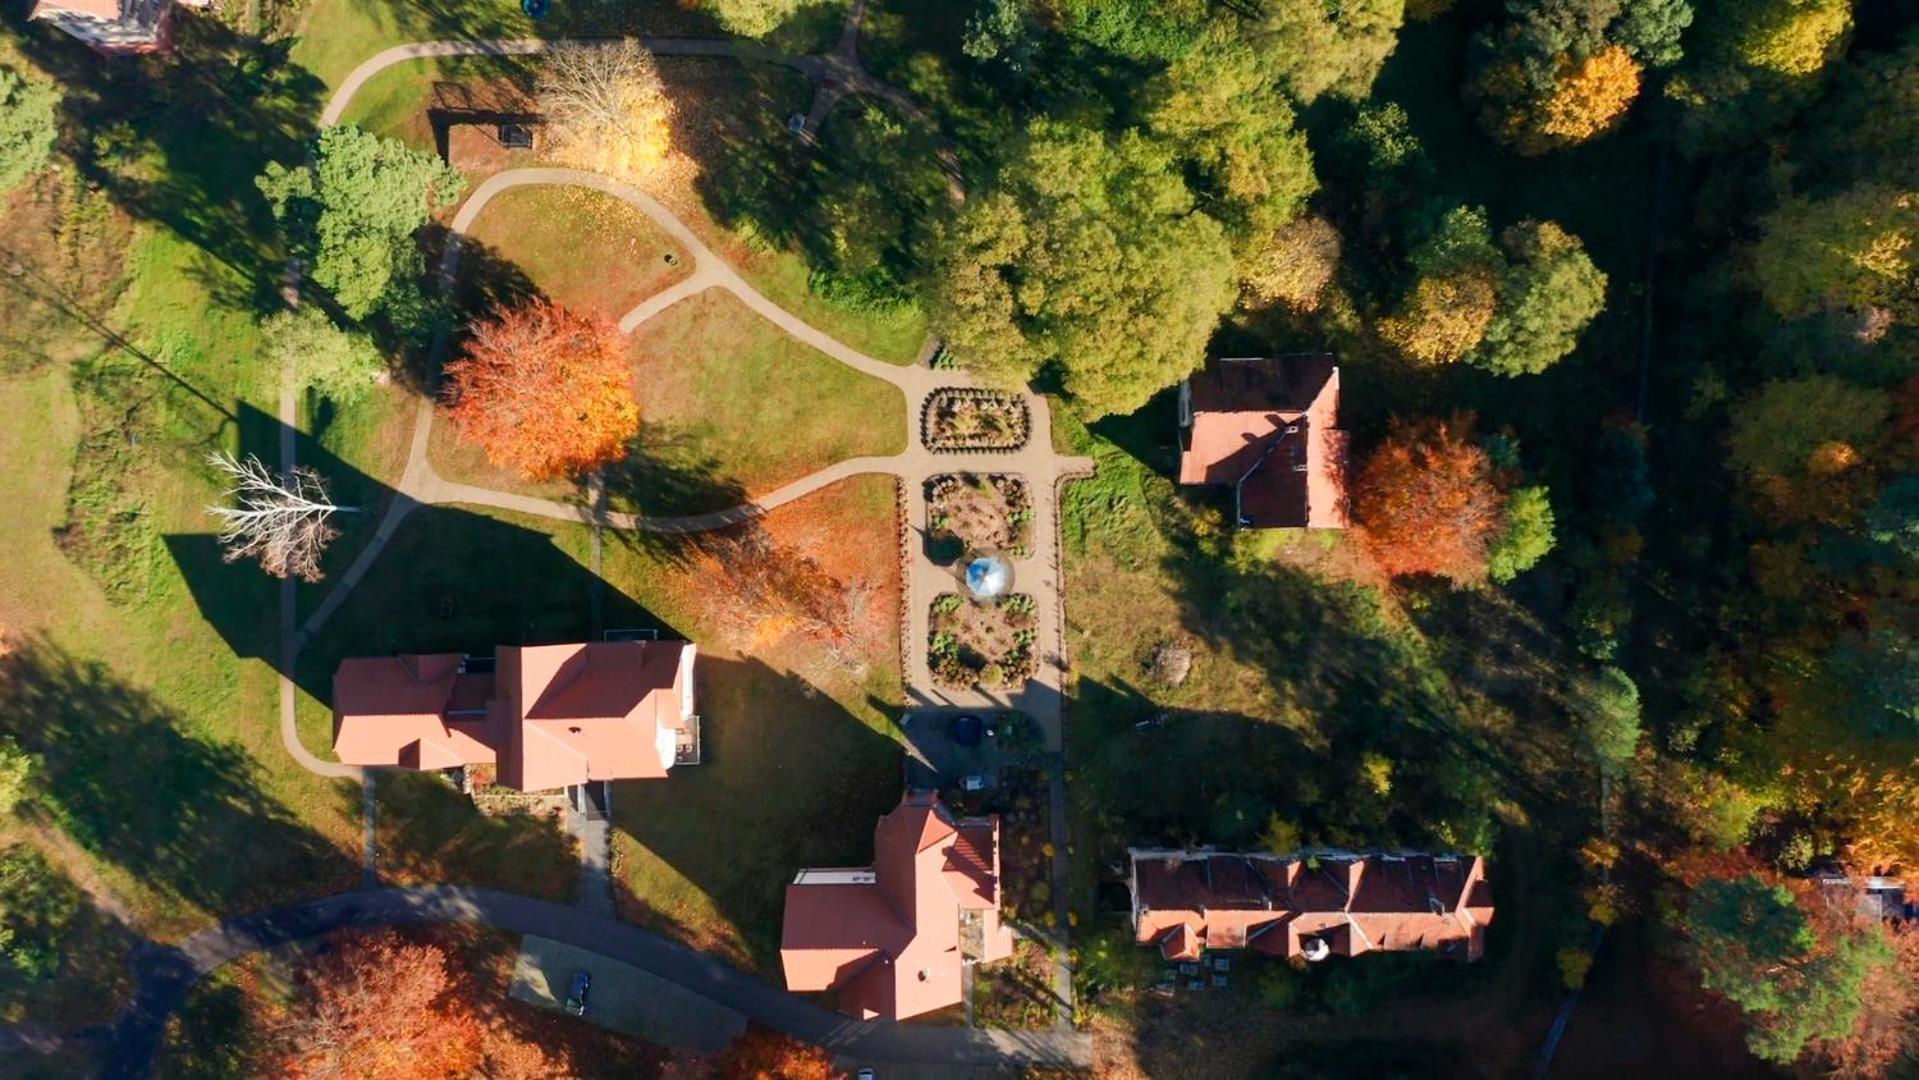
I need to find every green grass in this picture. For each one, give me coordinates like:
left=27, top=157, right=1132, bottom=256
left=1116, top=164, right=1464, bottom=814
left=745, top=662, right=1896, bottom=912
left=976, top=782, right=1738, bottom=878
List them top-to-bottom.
left=289, top=0, right=848, bottom=93
left=334, top=54, right=536, bottom=144
left=463, top=184, right=694, bottom=323
left=618, top=290, right=907, bottom=515
left=610, top=653, right=900, bottom=976
left=374, top=771, right=579, bottom=901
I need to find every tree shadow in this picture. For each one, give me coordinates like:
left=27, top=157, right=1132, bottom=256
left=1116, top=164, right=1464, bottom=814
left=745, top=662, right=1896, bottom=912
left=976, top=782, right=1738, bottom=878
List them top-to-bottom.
left=8, top=12, right=327, bottom=315
left=165, top=402, right=680, bottom=705
left=0, top=634, right=358, bottom=920
left=610, top=655, right=902, bottom=977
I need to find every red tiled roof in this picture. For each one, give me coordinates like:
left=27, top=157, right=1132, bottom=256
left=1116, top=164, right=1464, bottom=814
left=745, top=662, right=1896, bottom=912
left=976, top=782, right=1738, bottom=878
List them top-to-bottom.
left=1178, top=357, right=1348, bottom=529
left=333, top=640, right=694, bottom=792
left=781, top=792, right=1015, bottom=1021
left=1130, top=850, right=1493, bottom=963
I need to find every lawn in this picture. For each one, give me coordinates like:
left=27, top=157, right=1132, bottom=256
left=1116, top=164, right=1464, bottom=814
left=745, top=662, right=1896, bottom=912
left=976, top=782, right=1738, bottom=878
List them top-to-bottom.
left=288, top=0, right=849, bottom=93
left=462, top=184, right=694, bottom=324
left=617, top=290, right=906, bottom=515
left=297, top=474, right=905, bottom=940
left=604, top=475, right=905, bottom=975
left=373, top=771, right=579, bottom=902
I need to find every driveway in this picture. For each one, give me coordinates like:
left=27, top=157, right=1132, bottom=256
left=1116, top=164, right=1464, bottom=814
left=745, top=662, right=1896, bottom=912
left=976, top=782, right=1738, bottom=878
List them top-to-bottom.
left=510, top=935, right=746, bottom=1051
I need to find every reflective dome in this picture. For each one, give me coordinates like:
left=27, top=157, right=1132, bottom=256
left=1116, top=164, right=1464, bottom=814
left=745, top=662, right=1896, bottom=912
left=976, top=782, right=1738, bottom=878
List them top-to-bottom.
left=965, top=556, right=1011, bottom=599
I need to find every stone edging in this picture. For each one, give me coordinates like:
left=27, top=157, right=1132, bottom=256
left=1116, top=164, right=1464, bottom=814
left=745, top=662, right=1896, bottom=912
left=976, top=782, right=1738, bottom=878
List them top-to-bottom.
left=893, top=475, right=915, bottom=692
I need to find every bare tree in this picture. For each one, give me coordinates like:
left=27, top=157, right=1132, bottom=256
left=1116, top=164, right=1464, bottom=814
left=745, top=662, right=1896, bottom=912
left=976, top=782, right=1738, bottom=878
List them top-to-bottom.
left=536, top=39, right=676, bottom=182
left=205, top=452, right=354, bottom=583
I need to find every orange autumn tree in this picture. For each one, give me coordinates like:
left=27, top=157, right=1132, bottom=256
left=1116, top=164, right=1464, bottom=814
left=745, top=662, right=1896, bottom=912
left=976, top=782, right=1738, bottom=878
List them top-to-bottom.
left=443, top=299, right=639, bottom=479
left=1353, top=415, right=1505, bottom=582
left=263, top=930, right=569, bottom=1080
left=264, top=930, right=485, bottom=1078
left=711, top=1025, right=843, bottom=1080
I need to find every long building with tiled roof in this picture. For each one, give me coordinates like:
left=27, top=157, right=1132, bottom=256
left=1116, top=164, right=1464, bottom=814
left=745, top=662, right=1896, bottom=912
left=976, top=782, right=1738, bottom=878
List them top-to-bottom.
left=1127, top=848, right=1495, bottom=963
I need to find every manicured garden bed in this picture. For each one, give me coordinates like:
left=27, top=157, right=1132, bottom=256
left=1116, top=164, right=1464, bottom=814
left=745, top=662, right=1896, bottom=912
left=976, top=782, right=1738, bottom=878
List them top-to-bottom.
left=921, top=388, right=1029, bottom=451
left=925, top=473, right=1032, bottom=563
left=928, top=592, right=1037, bottom=690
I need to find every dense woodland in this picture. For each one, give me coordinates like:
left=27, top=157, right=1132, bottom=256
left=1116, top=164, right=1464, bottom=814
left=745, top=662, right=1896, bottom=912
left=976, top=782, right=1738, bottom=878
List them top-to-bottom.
left=0, top=0, right=1914, bottom=1074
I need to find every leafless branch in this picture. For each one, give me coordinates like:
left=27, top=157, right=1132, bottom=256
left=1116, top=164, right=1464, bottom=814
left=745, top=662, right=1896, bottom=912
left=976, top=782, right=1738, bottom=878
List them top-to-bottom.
left=205, top=452, right=355, bottom=583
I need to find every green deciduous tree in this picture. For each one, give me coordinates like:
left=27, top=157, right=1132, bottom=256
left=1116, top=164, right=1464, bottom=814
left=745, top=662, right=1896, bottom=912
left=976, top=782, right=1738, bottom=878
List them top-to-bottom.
left=701, top=0, right=804, bottom=38
left=1055, top=0, right=1209, bottom=62
left=1245, top=0, right=1407, bottom=104
left=1666, top=0, right=1850, bottom=151
left=1143, top=38, right=1318, bottom=246
left=0, top=66, right=60, bottom=196
left=927, top=120, right=1235, bottom=417
left=257, top=126, right=463, bottom=323
left=1752, top=184, right=1918, bottom=322
left=1478, top=220, right=1607, bottom=375
left=264, top=308, right=384, bottom=405
left=1727, top=375, right=1891, bottom=478
left=1865, top=476, right=1919, bottom=561
left=1488, top=485, right=1557, bottom=582
left=1831, top=624, right=1919, bottom=738
left=1575, top=665, right=1641, bottom=770
left=0, top=738, right=37, bottom=816
left=0, top=844, right=80, bottom=981
left=1680, top=874, right=1895, bottom=1064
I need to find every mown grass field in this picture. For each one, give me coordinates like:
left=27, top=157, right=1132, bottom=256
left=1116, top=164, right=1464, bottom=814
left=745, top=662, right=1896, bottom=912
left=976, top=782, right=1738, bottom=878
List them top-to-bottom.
left=619, top=290, right=906, bottom=515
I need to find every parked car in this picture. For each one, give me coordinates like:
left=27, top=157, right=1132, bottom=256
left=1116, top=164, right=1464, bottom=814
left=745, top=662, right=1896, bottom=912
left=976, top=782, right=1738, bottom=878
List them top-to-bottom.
left=952, top=714, right=983, bottom=746
left=960, top=774, right=987, bottom=792
left=564, top=970, right=591, bottom=1016
left=857, top=1069, right=876, bottom=1080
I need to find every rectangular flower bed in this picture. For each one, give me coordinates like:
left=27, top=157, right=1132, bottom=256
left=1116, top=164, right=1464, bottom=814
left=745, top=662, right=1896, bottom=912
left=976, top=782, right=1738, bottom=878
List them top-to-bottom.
left=921, top=388, right=1030, bottom=452
left=926, top=473, right=1033, bottom=562
left=928, top=592, right=1038, bottom=690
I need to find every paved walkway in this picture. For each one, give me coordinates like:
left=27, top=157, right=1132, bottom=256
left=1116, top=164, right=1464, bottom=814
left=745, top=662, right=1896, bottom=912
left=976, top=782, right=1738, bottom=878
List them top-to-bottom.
left=267, top=6, right=1092, bottom=1052
left=98, top=886, right=1092, bottom=1078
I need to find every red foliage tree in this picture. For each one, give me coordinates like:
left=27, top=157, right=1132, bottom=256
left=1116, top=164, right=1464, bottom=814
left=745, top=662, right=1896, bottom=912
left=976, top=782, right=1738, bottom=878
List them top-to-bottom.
left=443, top=299, right=639, bottom=480
left=1352, top=414, right=1504, bottom=582
left=710, top=1025, right=843, bottom=1080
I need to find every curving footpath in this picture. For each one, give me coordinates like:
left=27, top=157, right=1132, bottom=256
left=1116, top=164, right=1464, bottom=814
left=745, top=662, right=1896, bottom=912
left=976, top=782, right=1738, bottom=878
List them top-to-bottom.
left=99, top=886, right=1091, bottom=1077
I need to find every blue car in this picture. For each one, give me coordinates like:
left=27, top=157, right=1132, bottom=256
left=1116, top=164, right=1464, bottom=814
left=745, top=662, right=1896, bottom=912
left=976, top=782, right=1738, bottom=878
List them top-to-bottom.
left=564, top=970, right=591, bottom=1016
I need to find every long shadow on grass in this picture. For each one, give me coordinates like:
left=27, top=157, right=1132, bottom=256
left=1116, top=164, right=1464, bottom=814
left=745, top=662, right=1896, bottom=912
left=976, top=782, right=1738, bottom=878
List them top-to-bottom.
left=7, top=14, right=326, bottom=314
left=167, top=403, right=682, bottom=703
left=0, top=634, right=358, bottom=921
left=610, top=654, right=902, bottom=977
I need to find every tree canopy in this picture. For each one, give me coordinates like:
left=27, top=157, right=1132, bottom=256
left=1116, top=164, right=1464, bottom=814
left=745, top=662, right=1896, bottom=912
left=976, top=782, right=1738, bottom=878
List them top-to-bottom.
left=701, top=0, right=803, bottom=38
left=1142, top=38, right=1318, bottom=246
left=537, top=40, right=677, bottom=185
left=0, top=66, right=59, bottom=196
left=927, top=119, right=1235, bottom=416
left=257, top=125, right=463, bottom=323
left=1752, top=184, right=1918, bottom=323
left=1479, top=220, right=1608, bottom=376
left=442, top=300, right=639, bottom=480
left=264, top=308, right=385, bottom=405
left=1727, top=375, right=1891, bottom=478
left=1354, top=415, right=1505, bottom=581
left=1488, top=485, right=1558, bottom=582
left=1680, top=875, right=1895, bottom=1064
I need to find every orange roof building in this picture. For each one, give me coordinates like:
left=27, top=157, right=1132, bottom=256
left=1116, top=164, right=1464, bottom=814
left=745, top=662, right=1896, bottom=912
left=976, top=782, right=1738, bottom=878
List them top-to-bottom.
left=27, top=0, right=204, bottom=54
left=1177, top=355, right=1349, bottom=530
left=332, top=640, right=697, bottom=792
left=781, top=791, right=1015, bottom=1021
left=1128, top=848, right=1494, bottom=963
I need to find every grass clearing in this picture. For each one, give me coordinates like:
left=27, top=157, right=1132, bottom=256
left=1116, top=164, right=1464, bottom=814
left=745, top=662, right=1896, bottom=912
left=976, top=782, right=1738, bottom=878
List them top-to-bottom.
left=463, top=184, right=694, bottom=323
left=619, top=290, right=906, bottom=515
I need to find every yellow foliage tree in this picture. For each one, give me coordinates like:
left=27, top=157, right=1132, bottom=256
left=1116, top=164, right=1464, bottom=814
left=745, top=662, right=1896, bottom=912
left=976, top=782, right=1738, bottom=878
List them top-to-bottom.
left=1735, top=0, right=1852, bottom=77
left=537, top=40, right=677, bottom=185
left=1539, top=47, right=1644, bottom=146
left=1241, top=215, right=1342, bottom=313
left=1378, top=268, right=1497, bottom=364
